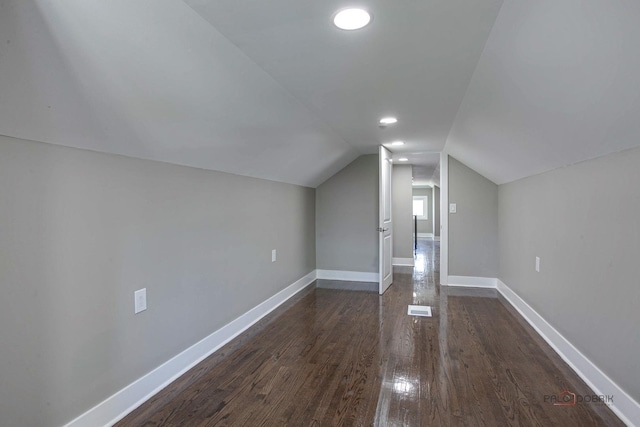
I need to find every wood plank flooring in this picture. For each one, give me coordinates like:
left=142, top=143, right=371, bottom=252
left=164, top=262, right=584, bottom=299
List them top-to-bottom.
left=117, top=240, right=623, bottom=426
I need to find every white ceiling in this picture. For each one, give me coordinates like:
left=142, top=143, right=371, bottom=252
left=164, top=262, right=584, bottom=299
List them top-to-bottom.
left=0, top=0, right=502, bottom=187
left=0, top=0, right=357, bottom=187
left=2, top=0, right=637, bottom=187
left=183, top=0, right=503, bottom=156
left=445, top=0, right=640, bottom=184
left=390, top=152, right=440, bottom=187
left=411, top=164, right=439, bottom=188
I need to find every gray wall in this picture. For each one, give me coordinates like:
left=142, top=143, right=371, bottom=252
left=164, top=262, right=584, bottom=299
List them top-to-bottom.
left=0, top=135, right=316, bottom=427
left=499, top=146, right=640, bottom=404
left=316, top=154, right=378, bottom=273
left=448, top=156, right=498, bottom=277
left=392, top=165, right=413, bottom=259
left=433, top=185, right=441, bottom=237
left=413, top=187, right=433, bottom=234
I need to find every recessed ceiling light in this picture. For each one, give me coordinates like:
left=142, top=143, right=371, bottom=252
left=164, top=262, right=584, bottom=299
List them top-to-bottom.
left=333, top=8, right=371, bottom=30
left=379, top=117, right=398, bottom=125
left=391, top=141, right=404, bottom=146
left=398, top=158, right=409, bottom=162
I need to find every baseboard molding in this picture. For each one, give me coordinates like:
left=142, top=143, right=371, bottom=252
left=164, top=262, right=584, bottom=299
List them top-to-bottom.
left=417, top=233, right=434, bottom=238
left=392, top=257, right=414, bottom=267
left=315, top=269, right=379, bottom=282
left=63, top=271, right=317, bottom=427
left=443, top=275, right=639, bottom=424
left=446, top=275, right=497, bottom=288
left=497, top=279, right=640, bottom=426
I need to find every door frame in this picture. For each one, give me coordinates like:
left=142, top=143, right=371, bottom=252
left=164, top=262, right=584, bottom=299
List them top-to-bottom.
left=439, top=151, right=449, bottom=286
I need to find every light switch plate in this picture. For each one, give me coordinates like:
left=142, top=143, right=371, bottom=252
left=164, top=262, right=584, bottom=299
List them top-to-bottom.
left=449, top=203, right=457, bottom=214
left=272, top=249, right=277, bottom=263
left=535, top=257, right=540, bottom=273
left=134, top=288, right=147, bottom=314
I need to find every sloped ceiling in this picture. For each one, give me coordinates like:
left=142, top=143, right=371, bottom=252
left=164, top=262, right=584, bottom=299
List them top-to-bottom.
left=0, top=0, right=503, bottom=187
left=0, top=0, right=358, bottom=187
left=3, top=0, right=635, bottom=188
left=183, top=0, right=503, bottom=157
left=445, top=0, right=640, bottom=184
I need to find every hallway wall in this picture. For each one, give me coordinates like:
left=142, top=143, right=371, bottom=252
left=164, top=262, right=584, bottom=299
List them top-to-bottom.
left=0, top=135, right=316, bottom=426
left=499, top=146, right=640, bottom=405
left=316, top=154, right=379, bottom=273
left=448, top=156, right=498, bottom=278
left=392, top=165, right=413, bottom=260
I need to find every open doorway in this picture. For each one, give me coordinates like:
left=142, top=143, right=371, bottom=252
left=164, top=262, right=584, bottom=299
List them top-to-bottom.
left=389, top=152, right=441, bottom=277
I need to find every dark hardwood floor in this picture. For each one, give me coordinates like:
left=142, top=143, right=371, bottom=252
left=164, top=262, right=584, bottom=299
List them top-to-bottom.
left=118, top=239, right=623, bottom=426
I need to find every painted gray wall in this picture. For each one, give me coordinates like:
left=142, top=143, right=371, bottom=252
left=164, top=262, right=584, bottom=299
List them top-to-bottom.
left=0, top=135, right=316, bottom=427
left=499, top=146, right=640, bottom=404
left=316, top=154, right=378, bottom=273
left=448, top=156, right=498, bottom=277
left=392, top=165, right=413, bottom=259
left=433, top=185, right=441, bottom=237
left=413, top=188, right=433, bottom=234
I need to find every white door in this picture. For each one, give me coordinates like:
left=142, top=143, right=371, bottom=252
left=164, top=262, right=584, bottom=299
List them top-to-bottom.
left=379, top=146, right=393, bottom=294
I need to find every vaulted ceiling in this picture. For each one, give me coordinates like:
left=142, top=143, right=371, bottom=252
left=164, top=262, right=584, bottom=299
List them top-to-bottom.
left=1, top=0, right=639, bottom=187
left=447, top=0, right=640, bottom=184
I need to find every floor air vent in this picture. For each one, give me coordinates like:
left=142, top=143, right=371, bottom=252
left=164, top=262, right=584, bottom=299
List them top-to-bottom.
left=407, top=305, right=432, bottom=317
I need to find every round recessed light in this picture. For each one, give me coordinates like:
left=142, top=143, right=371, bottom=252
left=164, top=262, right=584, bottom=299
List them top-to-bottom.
left=333, top=8, right=371, bottom=30
left=379, top=117, right=398, bottom=125
left=391, top=141, right=404, bottom=146
left=398, top=158, right=409, bottom=162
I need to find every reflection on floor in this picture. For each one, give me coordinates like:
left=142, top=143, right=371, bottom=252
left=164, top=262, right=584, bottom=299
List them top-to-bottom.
left=118, top=238, right=623, bottom=426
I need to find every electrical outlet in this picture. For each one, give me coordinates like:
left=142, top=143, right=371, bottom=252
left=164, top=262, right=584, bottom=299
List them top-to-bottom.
left=449, top=203, right=457, bottom=214
left=272, top=249, right=277, bottom=263
left=535, top=257, right=540, bottom=273
left=134, top=288, right=147, bottom=314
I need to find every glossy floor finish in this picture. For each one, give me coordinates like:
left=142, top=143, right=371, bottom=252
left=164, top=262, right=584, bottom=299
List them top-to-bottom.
left=118, top=239, right=623, bottom=426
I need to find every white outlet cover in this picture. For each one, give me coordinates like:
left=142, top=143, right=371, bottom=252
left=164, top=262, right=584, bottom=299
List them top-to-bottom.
left=449, top=203, right=457, bottom=214
left=134, top=288, right=147, bottom=314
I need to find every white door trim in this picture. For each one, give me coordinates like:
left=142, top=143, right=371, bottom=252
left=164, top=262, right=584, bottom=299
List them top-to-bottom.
left=439, top=152, right=449, bottom=286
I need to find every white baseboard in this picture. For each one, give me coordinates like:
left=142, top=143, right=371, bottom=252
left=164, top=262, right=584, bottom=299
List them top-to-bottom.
left=417, top=233, right=434, bottom=238
left=392, top=257, right=414, bottom=267
left=316, top=269, right=379, bottom=282
left=63, top=271, right=317, bottom=427
left=64, top=271, right=638, bottom=427
left=443, top=275, right=639, bottom=424
left=446, top=275, right=497, bottom=288
left=497, top=279, right=639, bottom=426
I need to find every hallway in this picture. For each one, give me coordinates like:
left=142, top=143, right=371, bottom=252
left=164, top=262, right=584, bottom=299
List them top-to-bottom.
left=118, top=239, right=622, bottom=426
